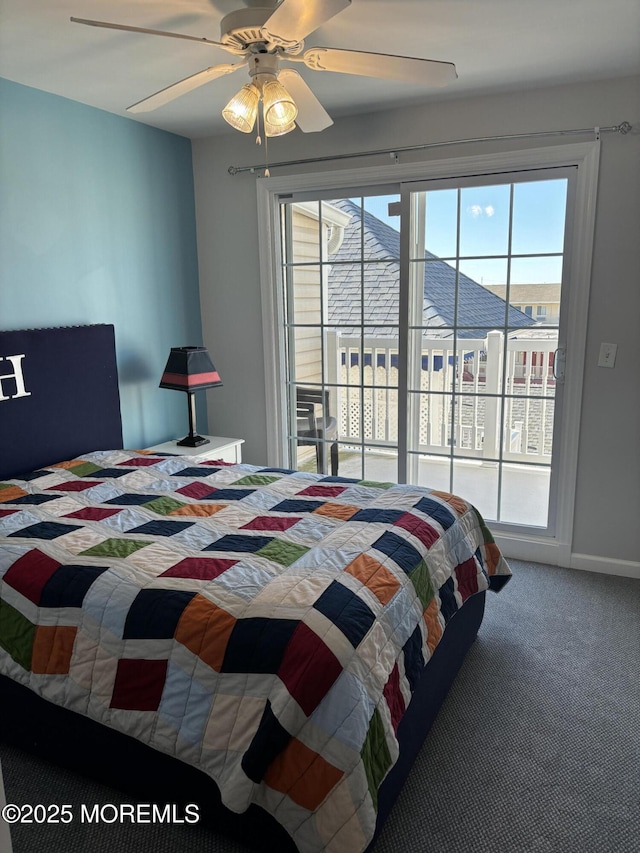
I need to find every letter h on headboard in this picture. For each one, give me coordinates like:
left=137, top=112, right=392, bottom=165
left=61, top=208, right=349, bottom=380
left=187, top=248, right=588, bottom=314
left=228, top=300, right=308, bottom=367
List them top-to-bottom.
left=0, top=355, right=31, bottom=402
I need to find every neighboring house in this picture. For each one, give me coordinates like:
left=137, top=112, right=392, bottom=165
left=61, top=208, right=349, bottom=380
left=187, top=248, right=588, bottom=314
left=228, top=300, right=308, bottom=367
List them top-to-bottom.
left=326, top=199, right=535, bottom=337
left=484, top=283, right=561, bottom=325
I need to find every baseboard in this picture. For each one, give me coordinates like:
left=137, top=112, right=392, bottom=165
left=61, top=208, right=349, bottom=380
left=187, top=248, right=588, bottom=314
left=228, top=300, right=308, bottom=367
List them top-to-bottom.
left=492, top=533, right=567, bottom=567
left=493, top=534, right=640, bottom=580
left=570, top=553, right=640, bottom=580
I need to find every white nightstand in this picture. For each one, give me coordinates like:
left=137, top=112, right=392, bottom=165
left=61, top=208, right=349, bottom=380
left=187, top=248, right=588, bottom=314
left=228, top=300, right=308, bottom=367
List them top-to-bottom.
left=145, top=435, right=244, bottom=464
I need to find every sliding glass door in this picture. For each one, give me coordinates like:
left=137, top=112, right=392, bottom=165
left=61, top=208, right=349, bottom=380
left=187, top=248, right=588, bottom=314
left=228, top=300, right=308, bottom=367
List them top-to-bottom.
left=277, top=167, right=575, bottom=536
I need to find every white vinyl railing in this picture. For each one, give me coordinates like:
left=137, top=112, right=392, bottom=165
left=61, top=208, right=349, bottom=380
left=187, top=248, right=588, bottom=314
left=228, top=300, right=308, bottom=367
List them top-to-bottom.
left=326, top=330, right=557, bottom=463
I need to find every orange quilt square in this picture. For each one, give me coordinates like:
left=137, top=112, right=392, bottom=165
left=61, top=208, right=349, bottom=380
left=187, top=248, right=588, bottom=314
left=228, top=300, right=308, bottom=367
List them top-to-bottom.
left=0, top=486, right=27, bottom=503
left=312, top=502, right=359, bottom=521
left=345, top=554, right=401, bottom=606
left=175, top=594, right=236, bottom=672
left=31, top=625, right=77, bottom=674
left=264, top=737, right=344, bottom=811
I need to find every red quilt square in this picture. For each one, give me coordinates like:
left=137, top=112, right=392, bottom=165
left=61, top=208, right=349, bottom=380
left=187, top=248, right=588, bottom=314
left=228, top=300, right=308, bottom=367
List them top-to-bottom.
left=117, top=458, right=164, bottom=467
left=46, top=481, right=102, bottom=492
left=176, top=482, right=215, bottom=500
left=298, top=485, right=347, bottom=498
left=64, top=507, right=122, bottom=521
left=394, top=512, right=440, bottom=549
left=241, top=516, right=301, bottom=531
left=3, top=550, right=61, bottom=605
left=454, top=556, right=480, bottom=602
left=161, top=558, right=237, bottom=580
left=278, top=623, right=342, bottom=716
left=110, top=659, right=168, bottom=711
left=382, top=662, right=406, bottom=732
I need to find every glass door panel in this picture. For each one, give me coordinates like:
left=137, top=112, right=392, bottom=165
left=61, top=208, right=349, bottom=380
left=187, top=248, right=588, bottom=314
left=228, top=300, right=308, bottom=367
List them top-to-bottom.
left=404, top=172, right=570, bottom=532
left=280, top=192, right=401, bottom=480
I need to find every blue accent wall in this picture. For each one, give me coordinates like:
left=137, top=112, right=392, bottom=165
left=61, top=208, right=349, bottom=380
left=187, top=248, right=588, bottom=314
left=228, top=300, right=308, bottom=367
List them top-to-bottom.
left=0, top=77, right=204, bottom=448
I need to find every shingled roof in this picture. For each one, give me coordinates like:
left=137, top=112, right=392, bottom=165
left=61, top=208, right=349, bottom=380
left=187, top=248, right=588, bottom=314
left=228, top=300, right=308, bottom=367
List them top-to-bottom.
left=327, top=198, right=534, bottom=338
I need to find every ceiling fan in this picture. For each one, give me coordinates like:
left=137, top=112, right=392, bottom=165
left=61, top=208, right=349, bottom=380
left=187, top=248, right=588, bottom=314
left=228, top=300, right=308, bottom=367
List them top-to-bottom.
left=71, top=0, right=457, bottom=137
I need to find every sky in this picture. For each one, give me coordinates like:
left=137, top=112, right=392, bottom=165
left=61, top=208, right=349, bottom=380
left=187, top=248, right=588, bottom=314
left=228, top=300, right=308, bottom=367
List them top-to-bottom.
left=359, top=178, right=568, bottom=286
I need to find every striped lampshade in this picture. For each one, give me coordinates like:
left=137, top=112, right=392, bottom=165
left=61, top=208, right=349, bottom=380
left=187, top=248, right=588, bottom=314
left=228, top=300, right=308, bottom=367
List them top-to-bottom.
left=159, top=347, right=222, bottom=392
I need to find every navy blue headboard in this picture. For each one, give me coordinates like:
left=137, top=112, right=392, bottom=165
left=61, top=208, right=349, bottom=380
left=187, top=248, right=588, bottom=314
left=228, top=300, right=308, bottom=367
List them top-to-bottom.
left=0, top=325, right=123, bottom=479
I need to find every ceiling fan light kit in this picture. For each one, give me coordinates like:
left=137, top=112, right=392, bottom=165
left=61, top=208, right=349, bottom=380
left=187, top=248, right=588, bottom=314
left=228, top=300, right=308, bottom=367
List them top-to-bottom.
left=71, top=0, right=457, bottom=142
left=222, top=83, right=261, bottom=133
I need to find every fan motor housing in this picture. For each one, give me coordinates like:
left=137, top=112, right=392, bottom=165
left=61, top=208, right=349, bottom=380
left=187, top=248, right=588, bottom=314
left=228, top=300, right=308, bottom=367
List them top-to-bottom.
left=220, top=6, right=302, bottom=54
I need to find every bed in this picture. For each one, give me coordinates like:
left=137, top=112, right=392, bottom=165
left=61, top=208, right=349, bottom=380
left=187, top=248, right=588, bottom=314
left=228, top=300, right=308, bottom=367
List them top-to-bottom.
left=0, top=325, right=511, bottom=852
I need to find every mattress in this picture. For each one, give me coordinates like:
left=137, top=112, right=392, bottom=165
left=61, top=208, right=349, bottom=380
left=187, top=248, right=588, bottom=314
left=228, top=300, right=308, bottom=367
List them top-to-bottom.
left=0, top=450, right=510, bottom=852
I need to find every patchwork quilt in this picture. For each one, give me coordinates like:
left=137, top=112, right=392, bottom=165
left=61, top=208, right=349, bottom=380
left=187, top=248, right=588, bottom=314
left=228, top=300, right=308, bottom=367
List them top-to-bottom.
left=0, top=450, right=510, bottom=852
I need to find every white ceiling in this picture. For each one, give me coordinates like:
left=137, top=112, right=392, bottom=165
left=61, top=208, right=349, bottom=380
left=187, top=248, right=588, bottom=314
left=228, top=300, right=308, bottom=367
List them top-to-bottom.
left=1, top=0, right=639, bottom=139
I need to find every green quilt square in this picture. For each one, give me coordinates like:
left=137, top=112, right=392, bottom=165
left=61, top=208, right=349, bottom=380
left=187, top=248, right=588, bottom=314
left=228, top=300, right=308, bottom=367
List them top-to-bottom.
left=68, top=462, right=103, bottom=477
left=230, top=474, right=281, bottom=487
left=358, top=480, right=393, bottom=490
left=144, top=496, right=187, bottom=515
left=80, top=538, right=150, bottom=558
left=258, top=539, right=309, bottom=567
left=411, top=560, right=435, bottom=610
left=0, top=600, right=36, bottom=670
left=360, top=707, right=392, bottom=810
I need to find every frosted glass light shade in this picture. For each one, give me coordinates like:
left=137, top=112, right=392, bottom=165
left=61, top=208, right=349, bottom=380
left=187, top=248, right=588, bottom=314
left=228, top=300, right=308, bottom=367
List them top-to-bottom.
left=262, top=79, right=297, bottom=128
left=222, top=84, right=260, bottom=133
left=265, top=116, right=296, bottom=137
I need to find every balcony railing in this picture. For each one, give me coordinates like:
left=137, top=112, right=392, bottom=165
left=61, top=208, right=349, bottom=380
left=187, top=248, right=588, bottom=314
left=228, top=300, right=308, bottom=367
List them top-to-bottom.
left=325, top=330, right=557, bottom=464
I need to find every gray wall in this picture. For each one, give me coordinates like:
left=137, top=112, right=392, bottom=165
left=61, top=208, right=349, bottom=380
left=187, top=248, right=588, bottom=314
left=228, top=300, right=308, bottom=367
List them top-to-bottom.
left=192, top=75, right=640, bottom=566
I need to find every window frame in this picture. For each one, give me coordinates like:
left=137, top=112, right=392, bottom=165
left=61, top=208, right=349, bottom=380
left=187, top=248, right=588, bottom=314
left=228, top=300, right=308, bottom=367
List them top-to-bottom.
left=257, top=141, right=600, bottom=564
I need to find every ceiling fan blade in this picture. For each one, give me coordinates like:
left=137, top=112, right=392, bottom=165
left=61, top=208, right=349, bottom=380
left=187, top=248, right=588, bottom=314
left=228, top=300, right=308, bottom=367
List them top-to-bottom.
left=262, top=0, right=351, bottom=48
left=70, top=17, right=230, bottom=50
left=303, top=47, right=457, bottom=85
left=127, top=63, right=246, bottom=113
left=278, top=69, right=333, bottom=132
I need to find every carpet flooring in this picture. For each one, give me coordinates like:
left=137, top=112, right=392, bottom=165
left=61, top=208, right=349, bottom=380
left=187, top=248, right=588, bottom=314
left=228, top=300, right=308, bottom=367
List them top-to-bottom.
left=1, top=560, right=638, bottom=853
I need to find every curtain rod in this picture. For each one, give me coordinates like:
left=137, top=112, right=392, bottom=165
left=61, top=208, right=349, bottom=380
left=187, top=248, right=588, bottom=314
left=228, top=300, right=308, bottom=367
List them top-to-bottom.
left=228, top=121, right=632, bottom=176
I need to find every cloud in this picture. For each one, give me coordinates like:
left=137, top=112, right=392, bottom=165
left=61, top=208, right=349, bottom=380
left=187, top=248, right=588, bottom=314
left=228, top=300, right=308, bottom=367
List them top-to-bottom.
left=467, top=204, right=495, bottom=218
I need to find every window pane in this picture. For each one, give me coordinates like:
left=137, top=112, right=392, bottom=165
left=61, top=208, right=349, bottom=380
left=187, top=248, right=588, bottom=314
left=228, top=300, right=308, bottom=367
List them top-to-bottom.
left=511, top=179, right=568, bottom=255
left=460, top=184, right=511, bottom=257
left=423, top=189, right=458, bottom=259
left=363, top=195, right=401, bottom=261
left=288, top=202, right=321, bottom=264
left=511, top=256, right=563, bottom=286
left=419, top=259, right=456, bottom=332
left=327, top=262, right=362, bottom=329
left=363, top=262, right=399, bottom=324
left=290, top=265, right=322, bottom=324
left=290, top=327, right=323, bottom=385
left=505, top=345, right=557, bottom=401
left=409, top=346, right=456, bottom=393
left=338, top=385, right=363, bottom=444
left=363, top=386, right=398, bottom=443
left=412, top=391, right=454, bottom=452
left=452, top=394, right=491, bottom=455
left=503, top=397, right=555, bottom=459
left=363, top=445, right=398, bottom=483
left=414, top=454, right=451, bottom=491
left=452, top=460, right=498, bottom=521
left=500, top=464, right=550, bottom=527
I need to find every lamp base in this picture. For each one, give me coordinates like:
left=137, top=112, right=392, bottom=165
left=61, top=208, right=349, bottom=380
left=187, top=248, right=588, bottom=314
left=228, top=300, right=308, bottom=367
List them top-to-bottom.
left=177, top=435, right=210, bottom=448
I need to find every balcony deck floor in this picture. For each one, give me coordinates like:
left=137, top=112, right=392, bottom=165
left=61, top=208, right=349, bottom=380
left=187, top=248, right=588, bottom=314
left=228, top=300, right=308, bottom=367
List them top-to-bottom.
left=336, top=450, right=551, bottom=528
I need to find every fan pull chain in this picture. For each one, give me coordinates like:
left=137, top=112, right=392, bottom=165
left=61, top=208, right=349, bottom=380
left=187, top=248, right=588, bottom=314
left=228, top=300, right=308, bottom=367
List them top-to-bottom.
left=255, top=107, right=262, bottom=147
left=263, top=115, right=271, bottom=178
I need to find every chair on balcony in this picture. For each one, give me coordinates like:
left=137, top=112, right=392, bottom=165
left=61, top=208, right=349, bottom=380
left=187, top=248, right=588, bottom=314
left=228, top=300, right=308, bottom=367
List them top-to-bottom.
left=296, top=386, right=339, bottom=476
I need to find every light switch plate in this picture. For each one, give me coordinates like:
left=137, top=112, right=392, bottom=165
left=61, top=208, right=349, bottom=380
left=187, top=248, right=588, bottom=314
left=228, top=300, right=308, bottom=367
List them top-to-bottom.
left=598, top=342, right=617, bottom=368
